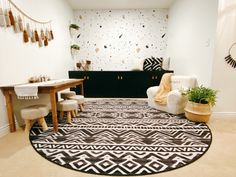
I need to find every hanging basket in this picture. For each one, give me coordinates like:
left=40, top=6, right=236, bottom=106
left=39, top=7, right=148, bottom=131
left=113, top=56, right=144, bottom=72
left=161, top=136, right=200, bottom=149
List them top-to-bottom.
left=69, top=24, right=79, bottom=37
left=71, top=48, right=79, bottom=56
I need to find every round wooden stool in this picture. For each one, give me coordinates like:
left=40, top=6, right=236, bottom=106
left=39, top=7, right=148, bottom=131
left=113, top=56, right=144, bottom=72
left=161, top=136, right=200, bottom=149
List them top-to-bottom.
left=60, top=91, right=76, bottom=100
left=68, top=95, right=85, bottom=112
left=57, top=100, right=78, bottom=123
left=21, top=105, right=49, bottom=132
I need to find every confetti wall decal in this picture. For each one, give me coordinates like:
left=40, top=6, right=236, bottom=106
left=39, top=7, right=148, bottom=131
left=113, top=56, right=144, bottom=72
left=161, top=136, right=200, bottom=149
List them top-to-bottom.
left=74, top=9, right=168, bottom=71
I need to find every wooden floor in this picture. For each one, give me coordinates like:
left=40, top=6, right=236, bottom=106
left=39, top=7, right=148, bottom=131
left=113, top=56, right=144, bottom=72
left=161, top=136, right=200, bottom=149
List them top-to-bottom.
left=0, top=116, right=236, bottom=177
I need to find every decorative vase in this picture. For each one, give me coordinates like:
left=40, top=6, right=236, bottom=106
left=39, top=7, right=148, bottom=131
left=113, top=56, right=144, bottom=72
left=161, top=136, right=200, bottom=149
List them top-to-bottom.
left=84, top=60, right=91, bottom=71
left=76, top=62, right=82, bottom=70
left=184, top=101, right=211, bottom=122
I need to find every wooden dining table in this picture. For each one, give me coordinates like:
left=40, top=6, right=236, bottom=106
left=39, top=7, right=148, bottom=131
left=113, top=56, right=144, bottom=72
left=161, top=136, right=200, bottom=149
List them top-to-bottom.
left=0, top=79, right=84, bottom=133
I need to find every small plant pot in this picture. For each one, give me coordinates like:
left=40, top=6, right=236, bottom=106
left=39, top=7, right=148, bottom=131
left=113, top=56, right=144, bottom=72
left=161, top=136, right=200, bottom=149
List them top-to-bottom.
left=69, top=28, right=78, bottom=37
left=71, top=48, right=79, bottom=55
left=86, top=60, right=91, bottom=65
left=76, top=62, right=82, bottom=68
left=184, top=101, right=211, bottom=122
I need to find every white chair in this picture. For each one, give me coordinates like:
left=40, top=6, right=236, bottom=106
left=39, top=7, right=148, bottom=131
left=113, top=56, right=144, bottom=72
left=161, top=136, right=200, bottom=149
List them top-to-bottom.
left=146, top=75, right=197, bottom=114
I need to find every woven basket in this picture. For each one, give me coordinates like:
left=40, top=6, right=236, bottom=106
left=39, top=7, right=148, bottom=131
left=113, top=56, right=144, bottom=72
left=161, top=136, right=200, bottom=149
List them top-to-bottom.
left=184, top=101, right=211, bottom=122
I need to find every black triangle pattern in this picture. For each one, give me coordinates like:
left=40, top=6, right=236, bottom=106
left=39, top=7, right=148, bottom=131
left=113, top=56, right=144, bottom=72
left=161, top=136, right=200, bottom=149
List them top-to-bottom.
left=143, top=56, right=163, bottom=71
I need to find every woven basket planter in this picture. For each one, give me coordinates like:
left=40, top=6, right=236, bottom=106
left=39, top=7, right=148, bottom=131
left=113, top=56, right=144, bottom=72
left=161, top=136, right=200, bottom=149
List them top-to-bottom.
left=184, top=101, right=212, bottom=123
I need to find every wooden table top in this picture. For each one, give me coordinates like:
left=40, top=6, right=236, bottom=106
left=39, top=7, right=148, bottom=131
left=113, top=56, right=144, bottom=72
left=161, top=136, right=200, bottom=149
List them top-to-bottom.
left=0, top=79, right=84, bottom=90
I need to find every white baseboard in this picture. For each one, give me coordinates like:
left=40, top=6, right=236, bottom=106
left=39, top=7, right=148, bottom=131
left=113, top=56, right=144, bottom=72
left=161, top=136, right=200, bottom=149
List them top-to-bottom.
left=212, top=112, right=236, bottom=118
left=0, top=124, right=10, bottom=138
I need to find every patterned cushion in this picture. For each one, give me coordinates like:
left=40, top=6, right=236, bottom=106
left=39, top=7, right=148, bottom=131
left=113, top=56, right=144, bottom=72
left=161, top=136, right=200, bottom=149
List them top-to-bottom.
left=143, top=56, right=163, bottom=71
left=143, top=57, right=153, bottom=71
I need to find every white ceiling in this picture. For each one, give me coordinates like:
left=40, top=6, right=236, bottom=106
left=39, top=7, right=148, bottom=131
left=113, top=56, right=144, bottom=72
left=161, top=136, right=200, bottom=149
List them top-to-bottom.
left=66, top=0, right=175, bottom=10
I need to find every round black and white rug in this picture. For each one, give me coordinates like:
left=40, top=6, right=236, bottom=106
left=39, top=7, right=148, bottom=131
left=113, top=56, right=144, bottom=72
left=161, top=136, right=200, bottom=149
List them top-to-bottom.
left=29, top=99, right=212, bottom=176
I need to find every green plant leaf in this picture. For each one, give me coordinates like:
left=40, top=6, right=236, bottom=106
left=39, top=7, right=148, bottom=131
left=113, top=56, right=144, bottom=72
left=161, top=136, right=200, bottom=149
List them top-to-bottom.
left=69, top=24, right=80, bottom=30
left=71, top=44, right=80, bottom=50
left=185, top=85, right=217, bottom=106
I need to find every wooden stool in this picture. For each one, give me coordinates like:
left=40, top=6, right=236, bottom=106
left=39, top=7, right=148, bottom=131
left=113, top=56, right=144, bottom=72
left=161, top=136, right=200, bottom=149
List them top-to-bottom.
left=60, top=91, right=76, bottom=100
left=68, top=95, right=85, bottom=112
left=57, top=100, right=78, bottom=123
left=21, top=105, right=49, bottom=132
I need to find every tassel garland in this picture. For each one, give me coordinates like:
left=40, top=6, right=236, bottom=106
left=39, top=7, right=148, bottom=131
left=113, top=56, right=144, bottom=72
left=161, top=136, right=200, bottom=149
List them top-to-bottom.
left=1, top=0, right=54, bottom=48
left=0, top=8, right=5, bottom=27
left=4, top=9, right=10, bottom=27
left=8, top=10, right=14, bottom=25
left=17, top=15, right=23, bottom=31
left=13, top=16, right=20, bottom=33
left=26, top=23, right=32, bottom=37
left=23, top=29, right=29, bottom=43
left=40, top=29, right=45, bottom=40
left=46, top=29, right=51, bottom=40
left=30, top=30, right=36, bottom=43
left=34, top=30, right=39, bottom=41
left=50, top=30, right=54, bottom=40
left=38, top=36, right=43, bottom=47
left=44, top=36, right=48, bottom=46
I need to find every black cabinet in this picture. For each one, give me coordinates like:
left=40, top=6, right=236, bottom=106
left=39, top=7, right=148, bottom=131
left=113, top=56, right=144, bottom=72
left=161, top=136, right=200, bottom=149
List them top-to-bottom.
left=68, top=70, right=173, bottom=98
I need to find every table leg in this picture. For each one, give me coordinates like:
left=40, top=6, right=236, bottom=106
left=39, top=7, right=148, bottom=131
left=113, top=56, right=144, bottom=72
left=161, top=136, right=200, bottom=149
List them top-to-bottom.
left=50, top=90, right=58, bottom=132
left=4, top=91, right=16, bottom=132
left=55, top=92, right=59, bottom=102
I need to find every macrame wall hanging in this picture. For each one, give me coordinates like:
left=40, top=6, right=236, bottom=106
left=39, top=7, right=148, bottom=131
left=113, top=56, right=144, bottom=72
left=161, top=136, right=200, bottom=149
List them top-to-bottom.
left=0, top=0, right=54, bottom=48
left=225, top=42, right=236, bottom=68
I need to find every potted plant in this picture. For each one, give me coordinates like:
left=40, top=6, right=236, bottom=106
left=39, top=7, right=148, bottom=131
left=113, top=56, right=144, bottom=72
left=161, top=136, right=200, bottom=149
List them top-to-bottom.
left=69, top=24, right=80, bottom=30
left=69, top=24, right=79, bottom=36
left=71, top=44, right=80, bottom=55
left=71, top=44, right=80, bottom=50
left=86, top=60, right=91, bottom=65
left=183, top=86, right=217, bottom=122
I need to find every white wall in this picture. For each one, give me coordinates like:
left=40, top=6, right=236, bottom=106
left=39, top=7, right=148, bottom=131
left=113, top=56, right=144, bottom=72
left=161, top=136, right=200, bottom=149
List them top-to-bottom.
left=0, top=0, right=74, bottom=137
left=166, top=0, right=218, bottom=86
left=211, top=0, right=236, bottom=117
left=73, top=9, right=168, bottom=71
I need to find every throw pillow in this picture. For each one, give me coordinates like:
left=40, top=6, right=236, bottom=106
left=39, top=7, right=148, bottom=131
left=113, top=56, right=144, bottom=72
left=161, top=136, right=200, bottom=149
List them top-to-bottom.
left=143, top=56, right=163, bottom=71
left=143, top=57, right=153, bottom=71
left=152, top=57, right=163, bottom=71
left=162, top=57, right=170, bottom=70
left=132, top=58, right=145, bottom=71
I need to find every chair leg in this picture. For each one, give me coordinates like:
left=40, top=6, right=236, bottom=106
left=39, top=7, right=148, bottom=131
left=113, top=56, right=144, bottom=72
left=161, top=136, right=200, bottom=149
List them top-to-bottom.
left=79, top=104, right=85, bottom=112
left=74, top=109, right=78, bottom=116
left=71, top=110, right=76, bottom=118
left=59, top=111, right=64, bottom=120
left=67, top=111, right=72, bottom=123
left=38, top=117, right=48, bottom=131
left=24, top=119, right=31, bottom=132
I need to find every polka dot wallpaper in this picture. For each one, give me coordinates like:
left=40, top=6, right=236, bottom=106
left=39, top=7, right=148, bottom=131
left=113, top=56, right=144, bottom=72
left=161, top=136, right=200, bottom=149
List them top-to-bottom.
left=73, top=9, right=168, bottom=71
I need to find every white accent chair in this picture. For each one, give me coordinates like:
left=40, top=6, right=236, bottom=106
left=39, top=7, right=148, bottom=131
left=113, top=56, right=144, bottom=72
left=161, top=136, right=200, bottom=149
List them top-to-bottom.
left=146, top=75, right=197, bottom=114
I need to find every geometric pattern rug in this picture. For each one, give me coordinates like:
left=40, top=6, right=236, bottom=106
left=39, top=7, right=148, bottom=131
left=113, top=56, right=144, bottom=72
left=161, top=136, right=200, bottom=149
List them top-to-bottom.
left=29, top=99, right=212, bottom=176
